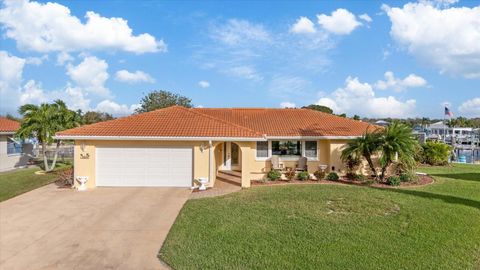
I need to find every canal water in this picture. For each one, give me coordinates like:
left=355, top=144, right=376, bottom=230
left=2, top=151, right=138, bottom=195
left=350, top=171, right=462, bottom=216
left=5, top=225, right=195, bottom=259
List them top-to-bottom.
left=455, top=150, right=480, bottom=164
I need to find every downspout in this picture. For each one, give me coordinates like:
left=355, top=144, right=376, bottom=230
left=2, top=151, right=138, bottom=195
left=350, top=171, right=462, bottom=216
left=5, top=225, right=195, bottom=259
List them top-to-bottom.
left=208, top=140, right=213, bottom=185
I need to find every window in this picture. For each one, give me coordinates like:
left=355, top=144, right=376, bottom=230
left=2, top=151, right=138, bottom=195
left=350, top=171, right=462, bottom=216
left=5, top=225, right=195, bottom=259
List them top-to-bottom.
left=7, top=137, right=23, bottom=155
left=256, top=141, right=268, bottom=158
left=272, top=141, right=301, bottom=156
left=305, top=141, right=317, bottom=158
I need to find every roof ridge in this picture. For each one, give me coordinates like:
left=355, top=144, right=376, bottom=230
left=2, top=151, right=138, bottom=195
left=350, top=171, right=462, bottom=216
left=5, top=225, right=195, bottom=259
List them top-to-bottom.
left=185, top=107, right=264, bottom=137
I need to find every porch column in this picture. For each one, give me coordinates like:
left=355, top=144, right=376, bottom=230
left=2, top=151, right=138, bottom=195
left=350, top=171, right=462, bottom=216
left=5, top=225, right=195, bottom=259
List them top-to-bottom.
left=209, top=141, right=216, bottom=187
left=238, top=142, right=253, bottom=188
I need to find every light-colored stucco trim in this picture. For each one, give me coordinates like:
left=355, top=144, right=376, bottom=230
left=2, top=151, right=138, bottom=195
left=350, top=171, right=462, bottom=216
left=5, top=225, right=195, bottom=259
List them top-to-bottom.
left=0, top=132, right=16, bottom=135
left=55, top=135, right=266, bottom=141
left=266, top=136, right=360, bottom=140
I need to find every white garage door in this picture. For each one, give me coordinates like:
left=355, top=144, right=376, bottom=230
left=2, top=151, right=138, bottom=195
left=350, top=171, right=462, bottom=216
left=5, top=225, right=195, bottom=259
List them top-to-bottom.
left=96, top=146, right=192, bottom=187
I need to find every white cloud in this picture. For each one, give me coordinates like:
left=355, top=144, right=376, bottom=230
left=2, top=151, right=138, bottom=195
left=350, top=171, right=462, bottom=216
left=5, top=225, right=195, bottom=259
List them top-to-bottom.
left=0, top=0, right=166, bottom=54
left=424, top=0, right=459, bottom=8
left=383, top=2, right=480, bottom=78
left=317, top=9, right=362, bottom=35
left=359, top=13, right=373, bottom=23
left=198, top=17, right=333, bottom=83
left=290, top=17, right=316, bottom=34
left=210, top=19, right=271, bottom=46
left=0, top=50, right=25, bottom=94
left=0, top=51, right=137, bottom=116
left=0, top=51, right=50, bottom=113
left=56, top=52, right=74, bottom=66
left=25, top=55, right=48, bottom=66
left=66, top=56, right=110, bottom=97
left=225, top=66, right=263, bottom=81
left=115, top=70, right=154, bottom=84
left=375, top=71, right=427, bottom=91
left=269, top=75, right=312, bottom=99
left=317, top=76, right=416, bottom=118
left=20, top=80, right=47, bottom=104
left=198, top=80, right=210, bottom=88
left=56, top=86, right=90, bottom=112
left=316, top=97, right=340, bottom=112
left=458, top=98, right=480, bottom=117
left=95, top=100, right=139, bottom=116
left=280, top=102, right=296, bottom=108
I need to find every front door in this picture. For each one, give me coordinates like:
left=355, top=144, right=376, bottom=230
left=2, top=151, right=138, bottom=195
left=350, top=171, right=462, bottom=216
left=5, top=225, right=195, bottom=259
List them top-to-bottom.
left=222, top=142, right=240, bottom=170
left=231, top=143, right=239, bottom=170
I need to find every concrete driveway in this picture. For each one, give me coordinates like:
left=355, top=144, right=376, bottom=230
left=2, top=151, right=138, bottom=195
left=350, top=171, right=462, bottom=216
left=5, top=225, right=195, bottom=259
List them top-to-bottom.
left=0, top=184, right=191, bottom=270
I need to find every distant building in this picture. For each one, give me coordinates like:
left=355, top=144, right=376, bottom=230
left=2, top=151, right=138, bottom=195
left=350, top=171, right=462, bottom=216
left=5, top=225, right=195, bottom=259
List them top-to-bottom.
left=375, top=120, right=389, bottom=127
left=426, top=121, right=475, bottom=144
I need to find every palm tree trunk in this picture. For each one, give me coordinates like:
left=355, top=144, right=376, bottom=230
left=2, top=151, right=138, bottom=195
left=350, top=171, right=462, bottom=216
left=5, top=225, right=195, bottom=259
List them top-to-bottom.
left=41, top=141, right=49, bottom=172
left=49, top=141, right=61, bottom=172
left=365, top=156, right=378, bottom=178
left=380, top=166, right=387, bottom=181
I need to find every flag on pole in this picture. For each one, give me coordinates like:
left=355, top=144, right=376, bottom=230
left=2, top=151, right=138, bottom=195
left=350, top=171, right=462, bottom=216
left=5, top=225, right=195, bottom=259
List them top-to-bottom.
left=444, top=107, right=453, bottom=117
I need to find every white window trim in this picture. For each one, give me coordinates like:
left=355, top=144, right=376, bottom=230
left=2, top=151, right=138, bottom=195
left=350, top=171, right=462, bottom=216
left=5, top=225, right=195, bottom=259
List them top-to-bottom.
left=255, top=140, right=319, bottom=161
left=255, top=141, right=269, bottom=160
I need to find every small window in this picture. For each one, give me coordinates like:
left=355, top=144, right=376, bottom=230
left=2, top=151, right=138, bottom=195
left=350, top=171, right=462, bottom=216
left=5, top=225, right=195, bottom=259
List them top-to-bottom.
left=7, top=137, right=23, bottom=155
left=256, top=141, right=268, bottom=158
left=272, top=141, right=301, bottom=156
left=305, top=141, right=317, bottom=158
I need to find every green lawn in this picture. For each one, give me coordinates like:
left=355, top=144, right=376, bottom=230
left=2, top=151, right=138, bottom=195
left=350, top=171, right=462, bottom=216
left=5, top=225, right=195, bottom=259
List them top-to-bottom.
left=160, top=164, right=480, bottom=270
left=0, top=165, right=70, bottom=202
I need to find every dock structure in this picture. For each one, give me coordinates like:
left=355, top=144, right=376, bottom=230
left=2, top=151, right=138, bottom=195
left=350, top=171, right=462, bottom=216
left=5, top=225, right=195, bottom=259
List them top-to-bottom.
left=422, top=122, right=480, bottom=164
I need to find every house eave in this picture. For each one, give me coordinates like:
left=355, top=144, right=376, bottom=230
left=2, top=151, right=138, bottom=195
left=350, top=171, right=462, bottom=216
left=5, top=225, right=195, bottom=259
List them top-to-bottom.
left=0, top=131, right=16, bottom=135
left=53, top=135, right=266, bottom=141
left=55, top=135, right=360, bottom=141
left=265, top=136, right=361, bottom=140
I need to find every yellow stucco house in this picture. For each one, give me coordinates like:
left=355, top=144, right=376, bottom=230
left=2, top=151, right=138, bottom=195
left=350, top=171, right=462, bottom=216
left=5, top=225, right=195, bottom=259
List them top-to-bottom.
left=55, top=106, right=375, bottom=189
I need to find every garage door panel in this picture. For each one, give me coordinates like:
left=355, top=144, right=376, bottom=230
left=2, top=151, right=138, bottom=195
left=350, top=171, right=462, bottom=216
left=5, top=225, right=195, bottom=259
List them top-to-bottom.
left=96, top=146, right=192, bottom=187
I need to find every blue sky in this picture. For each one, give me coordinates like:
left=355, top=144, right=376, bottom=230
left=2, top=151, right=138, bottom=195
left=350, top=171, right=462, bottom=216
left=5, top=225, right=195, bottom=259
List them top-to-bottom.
left=0, top=0, right=479, bottom=118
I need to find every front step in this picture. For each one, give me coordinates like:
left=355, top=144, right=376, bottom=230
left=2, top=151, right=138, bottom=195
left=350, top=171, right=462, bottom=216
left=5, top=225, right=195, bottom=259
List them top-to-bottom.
left=218, top=170, right=242, bottom=177
left=217, top=171, right=241, bottom=186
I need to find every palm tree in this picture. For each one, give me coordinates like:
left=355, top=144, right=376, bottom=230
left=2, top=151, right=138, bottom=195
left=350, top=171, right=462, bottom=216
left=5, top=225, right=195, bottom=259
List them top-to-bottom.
left=17, top=100, right=79, bottom=172
left=377, top=121, right=419, bottom=180
left=341, top=130, right=382, bottom=177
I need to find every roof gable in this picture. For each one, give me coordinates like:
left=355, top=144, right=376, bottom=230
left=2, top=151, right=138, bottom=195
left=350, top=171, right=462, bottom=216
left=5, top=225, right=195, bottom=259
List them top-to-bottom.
left=0, top=117, right=20, bottom=133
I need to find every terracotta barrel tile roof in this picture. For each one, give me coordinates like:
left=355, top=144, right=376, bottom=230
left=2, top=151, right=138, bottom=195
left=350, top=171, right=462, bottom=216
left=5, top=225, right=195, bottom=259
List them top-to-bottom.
left=56, top=106, right=376, bottom=138
left=56, top=106, right=263, bottom=138
left=195, top=108, right=375, bottom=137
left=0, top=117, right=20, bottom=133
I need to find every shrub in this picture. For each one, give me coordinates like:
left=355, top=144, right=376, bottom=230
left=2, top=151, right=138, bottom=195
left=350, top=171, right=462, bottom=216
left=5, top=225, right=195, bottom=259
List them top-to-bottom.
left=422, top=141, right=451, bottom=166
left=343, top=155, right=361, bottom=174
left=56, top=168, right=74, bottom=186
left=267, top=170, right=281, bottom=181
left=284, top=170, right=296, bottom=181
left=314, top=170, right=325, bottom=180
left=297, top=171, right=310, bottom=181
left=326, top=172, right=339, bottom=181
left=399, top=172, right=418, bottom=182
left=346, top=173, right=366, bottom=181
left=387, top=176, right=401, bottom=186
left=364, top=180, right=375, bottom=186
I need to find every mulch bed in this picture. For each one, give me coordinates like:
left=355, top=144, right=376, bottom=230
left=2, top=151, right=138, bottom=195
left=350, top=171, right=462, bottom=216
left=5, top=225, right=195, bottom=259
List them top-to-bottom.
left=53, top=168, right=74, bottom=189
left=251, top=175, right=434, bottom=188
